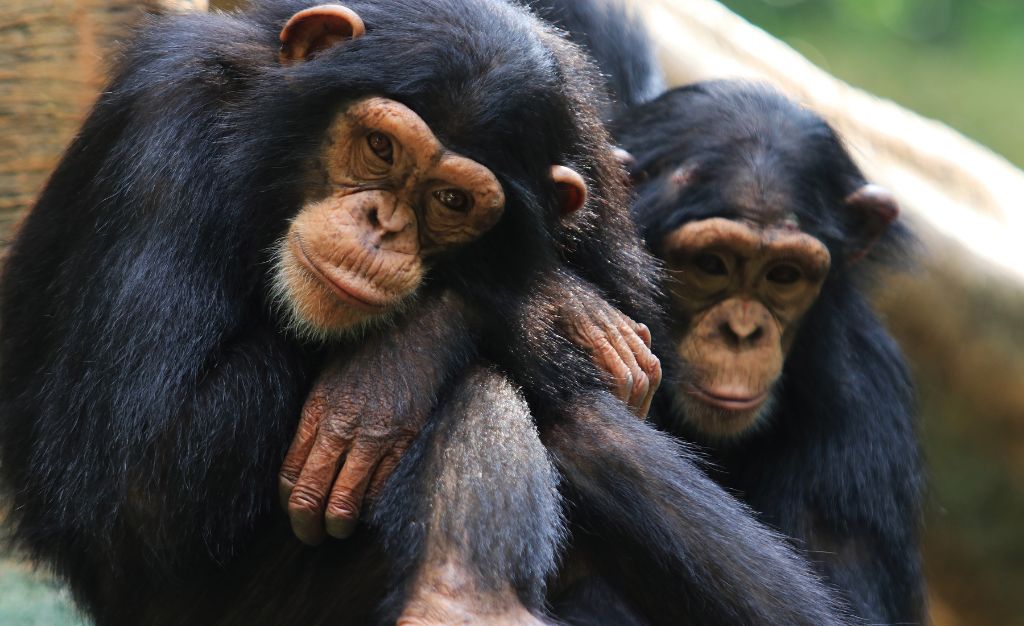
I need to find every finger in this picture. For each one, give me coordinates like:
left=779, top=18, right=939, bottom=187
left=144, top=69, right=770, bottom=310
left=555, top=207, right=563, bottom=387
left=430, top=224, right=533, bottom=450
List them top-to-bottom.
left=570, top=309, right=637, bottom=406
left=589, top=310, right=636, bottom=399
left=615, top=311, right=653, bottom=350
left=602, top=312, right=648, bottom=411
left=573, top=315, right=630, bottom=403
left=637, top=323, right=653, bottom=349
left=622, top=324, right=660, bottom=418
left=622, top=325, right=663, bottom=418
left=633, top=325, right=662, bottom=416
left=599, top=339, right=633, bottom=406
left=639, top=355, right=663, bottom=418
left=625, top=358, right=649, bottom=417
left=279, top=402, right=323, bottom=510
left=288, top=431, right=348, bottom=546
left=325, top=439, right=383, bottom=539
left=365, top=445, right=407, bottom=503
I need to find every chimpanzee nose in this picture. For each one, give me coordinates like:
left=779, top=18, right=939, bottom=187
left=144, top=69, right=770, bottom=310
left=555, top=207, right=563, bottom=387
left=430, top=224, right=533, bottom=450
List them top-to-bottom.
left=366, top=199, right=413, bottom=235
left=720, top=318, right=765, bottom=347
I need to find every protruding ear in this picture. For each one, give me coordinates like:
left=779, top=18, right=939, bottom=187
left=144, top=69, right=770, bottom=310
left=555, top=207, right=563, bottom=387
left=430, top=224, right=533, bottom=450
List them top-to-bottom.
left=279, top=4, right=365, bottom=64
left=551, top=165, right=588, bottom=215
left=844, top=184, right=899, bottom=264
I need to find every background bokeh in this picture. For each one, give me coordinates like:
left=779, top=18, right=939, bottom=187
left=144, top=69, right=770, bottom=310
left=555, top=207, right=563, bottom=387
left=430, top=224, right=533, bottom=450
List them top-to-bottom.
left=719, top=0, right=1024, bottom=169
left=0, top=1, right=1021, bottom=624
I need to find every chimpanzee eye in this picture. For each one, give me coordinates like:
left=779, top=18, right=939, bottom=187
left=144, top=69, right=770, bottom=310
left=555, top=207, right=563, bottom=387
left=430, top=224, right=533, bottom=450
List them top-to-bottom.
left=367, top=131, right=393, bottom=164
left=433, top=189, right=471, bottom=212
left=693, top=253, right=728, bottom=276
left=767, top=264, right=802, bottom=285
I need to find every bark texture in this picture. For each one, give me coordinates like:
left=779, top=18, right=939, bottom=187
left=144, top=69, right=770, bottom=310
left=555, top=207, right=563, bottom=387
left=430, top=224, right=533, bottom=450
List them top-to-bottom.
left=0, top=0, right=206, bottom=243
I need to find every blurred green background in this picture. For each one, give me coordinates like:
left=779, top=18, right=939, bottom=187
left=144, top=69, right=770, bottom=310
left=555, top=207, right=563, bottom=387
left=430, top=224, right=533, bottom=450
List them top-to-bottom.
left=719, top=0, right=1024, bottom=170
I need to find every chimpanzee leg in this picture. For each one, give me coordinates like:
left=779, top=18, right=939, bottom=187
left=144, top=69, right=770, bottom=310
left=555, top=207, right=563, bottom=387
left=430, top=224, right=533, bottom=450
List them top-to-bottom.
left=371, top=366, right=563, bottom=625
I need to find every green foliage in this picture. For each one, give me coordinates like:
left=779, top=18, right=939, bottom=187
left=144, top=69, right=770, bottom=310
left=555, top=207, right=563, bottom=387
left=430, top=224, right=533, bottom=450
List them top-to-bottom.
left=718, top=0, right=1024, bottom=168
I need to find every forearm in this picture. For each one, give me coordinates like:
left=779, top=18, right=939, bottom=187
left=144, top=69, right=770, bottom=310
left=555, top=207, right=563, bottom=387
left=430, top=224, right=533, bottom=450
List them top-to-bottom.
left=280, top=289, right=481, bottom=544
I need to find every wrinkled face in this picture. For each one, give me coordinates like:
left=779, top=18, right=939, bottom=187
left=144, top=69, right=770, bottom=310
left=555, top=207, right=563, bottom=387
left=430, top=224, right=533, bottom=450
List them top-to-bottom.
left=273, top=97, right=506, bottom=339
left=663, top=217, right=830, bottom=438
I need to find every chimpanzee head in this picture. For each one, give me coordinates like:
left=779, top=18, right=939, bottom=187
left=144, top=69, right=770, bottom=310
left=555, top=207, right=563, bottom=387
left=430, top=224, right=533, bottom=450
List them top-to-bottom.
left=234, top=1, right=618, bottom=340
left=616, top=81, right=902, bottom=439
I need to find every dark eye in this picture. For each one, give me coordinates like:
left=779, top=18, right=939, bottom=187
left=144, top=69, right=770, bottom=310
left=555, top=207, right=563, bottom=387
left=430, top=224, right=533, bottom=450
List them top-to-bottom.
left=367, top=132, right=393, bottom=164
left=433, top=189, right=471, bottom=212
left=693, top=253, right=728, bottom=276
left=766, top=264, right=802, bottom=285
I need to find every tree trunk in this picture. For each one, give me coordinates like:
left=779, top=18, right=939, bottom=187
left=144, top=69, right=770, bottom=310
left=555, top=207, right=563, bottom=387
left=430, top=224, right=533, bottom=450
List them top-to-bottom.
left=0, top=0, right=206, bottom=242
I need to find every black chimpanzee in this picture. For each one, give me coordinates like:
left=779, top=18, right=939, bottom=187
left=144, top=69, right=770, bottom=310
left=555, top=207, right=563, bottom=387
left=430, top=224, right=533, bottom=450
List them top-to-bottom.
left=0, top=1, right=849, bottom=624
left=532, top=2, right=925, bottom=624
left=617, top=82, right=925, bottom=624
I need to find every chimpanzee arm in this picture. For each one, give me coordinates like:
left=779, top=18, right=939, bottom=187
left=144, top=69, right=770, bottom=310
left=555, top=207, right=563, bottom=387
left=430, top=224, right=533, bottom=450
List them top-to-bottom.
left=482, top=270, right=661, bottom=415
left=481, top=274, right=849, bottom=624
left=278, top=275, right=663, bottom=545
left=278, top=290, right=478, bottom=545
left=542, top=392, right=851, bottom=626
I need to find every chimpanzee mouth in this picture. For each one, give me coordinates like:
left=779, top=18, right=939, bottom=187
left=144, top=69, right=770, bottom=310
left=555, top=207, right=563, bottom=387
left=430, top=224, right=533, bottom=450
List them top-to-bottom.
left=290, top=233, right=390, bottom=313
left=687, top=386, right=768, bottom=412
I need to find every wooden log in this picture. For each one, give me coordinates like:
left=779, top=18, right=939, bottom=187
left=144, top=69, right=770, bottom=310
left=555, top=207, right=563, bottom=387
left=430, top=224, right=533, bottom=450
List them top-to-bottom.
left=0, top=0, right=206, bottom=242
left=635, top=0, right=1024, bottom=286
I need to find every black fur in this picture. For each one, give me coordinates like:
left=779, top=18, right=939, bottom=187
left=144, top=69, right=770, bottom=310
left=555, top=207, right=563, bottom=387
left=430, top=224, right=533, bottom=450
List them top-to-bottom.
left=526, top=0, right=663, bottom=115
left=1, top=1, right=850, bottom=624
left=534, top=1, right=924, bottom=622
left=616, top=82, right=925, bottom=625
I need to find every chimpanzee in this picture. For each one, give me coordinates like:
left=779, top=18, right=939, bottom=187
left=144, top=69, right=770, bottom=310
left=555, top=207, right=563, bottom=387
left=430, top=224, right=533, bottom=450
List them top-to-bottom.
left=0, top=1, right=849, bottom=624
left=532, top=3, right=925, bottom=624
left=617, top=82, right=925, bottom=624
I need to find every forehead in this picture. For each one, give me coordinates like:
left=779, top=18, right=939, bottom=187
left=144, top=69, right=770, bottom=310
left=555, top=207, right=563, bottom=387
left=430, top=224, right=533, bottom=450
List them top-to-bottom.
left=716, top=152, right=800, bottom=227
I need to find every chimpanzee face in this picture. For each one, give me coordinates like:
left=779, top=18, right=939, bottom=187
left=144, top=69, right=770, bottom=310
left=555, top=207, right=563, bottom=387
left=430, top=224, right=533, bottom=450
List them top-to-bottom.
left=270, top=5, right=589, bottom=341
left=618, top=82, right=903, bottom=440
left=273, top=96, right=507, bottom=338
left=661, top=216, right=830, bottom=437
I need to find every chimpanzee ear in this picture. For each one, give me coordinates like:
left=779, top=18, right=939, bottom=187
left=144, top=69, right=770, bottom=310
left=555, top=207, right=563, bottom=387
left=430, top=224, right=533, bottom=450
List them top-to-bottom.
left=279, top=4, right=365, bottom=64
left=551, top=165, right=588, bottom=215
left=844, top=184, right=900, bottom=264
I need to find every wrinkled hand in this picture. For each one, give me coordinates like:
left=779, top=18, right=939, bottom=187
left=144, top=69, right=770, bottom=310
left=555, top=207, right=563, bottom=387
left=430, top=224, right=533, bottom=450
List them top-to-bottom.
left=561, top=296, right=662, bottom=418
left=279, top=363, right=425, bottom=545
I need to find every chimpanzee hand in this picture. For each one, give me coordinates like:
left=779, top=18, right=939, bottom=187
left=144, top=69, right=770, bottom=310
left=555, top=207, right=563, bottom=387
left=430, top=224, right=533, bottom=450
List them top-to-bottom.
left=559, top=285, right=662, bottom=418
left=279, top=292, right=476, bottom=545
left=279, top=362, right=424, bottom=545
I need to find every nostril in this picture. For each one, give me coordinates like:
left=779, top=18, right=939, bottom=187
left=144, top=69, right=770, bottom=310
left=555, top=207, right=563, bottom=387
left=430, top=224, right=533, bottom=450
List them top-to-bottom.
left=721, top=321, right=763, bottom=346
left=719, top=322, right=740, bottom=346
left=748, top=326, right=764, bottom=343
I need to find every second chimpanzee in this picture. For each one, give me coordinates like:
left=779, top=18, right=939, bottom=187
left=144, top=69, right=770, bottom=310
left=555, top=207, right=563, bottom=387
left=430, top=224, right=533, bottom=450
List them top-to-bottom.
left=0, top=1, right=851, bottom=625
left=532, top=2, right=925, bottom=623
left=617, top=83, right=926, bottom=624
